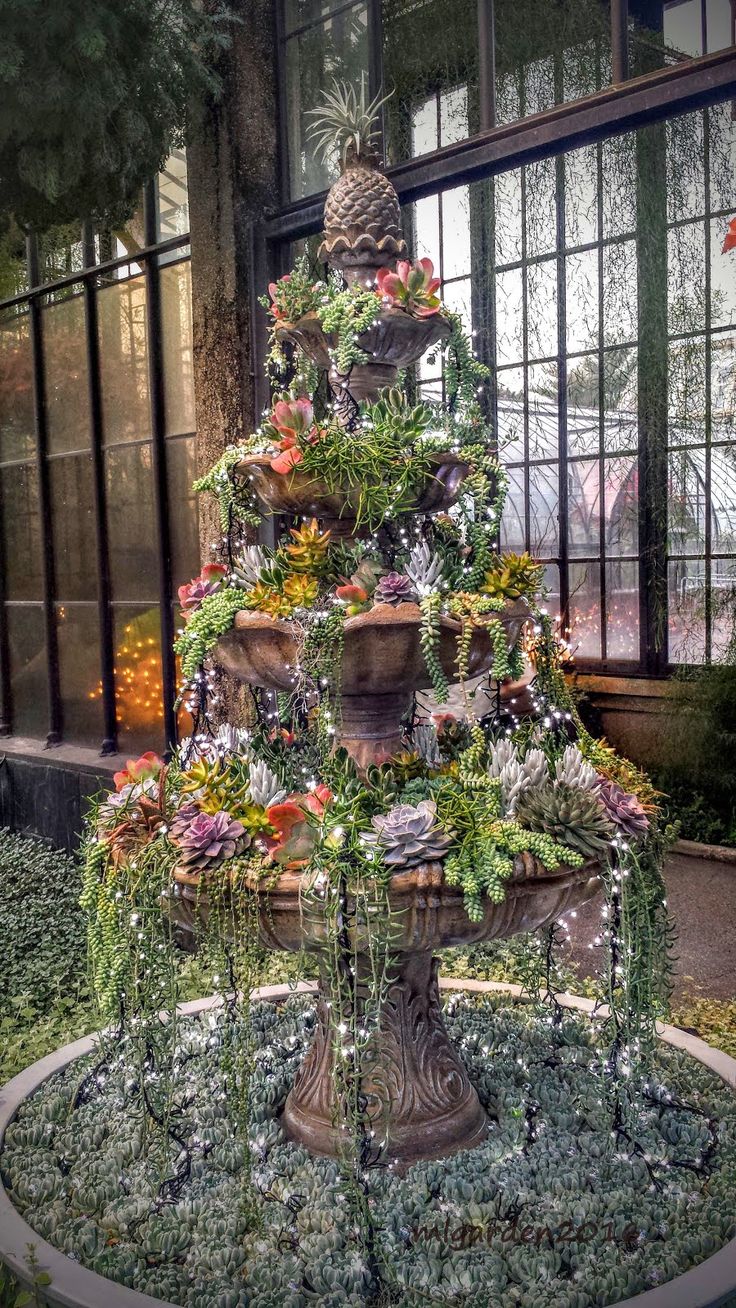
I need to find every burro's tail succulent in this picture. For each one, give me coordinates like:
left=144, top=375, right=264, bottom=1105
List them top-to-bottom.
left=362, top=799, right=452, bottom=869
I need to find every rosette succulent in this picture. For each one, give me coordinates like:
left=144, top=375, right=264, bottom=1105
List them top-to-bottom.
left=376, top=258, right=441, bottom=317
left=268, top=397, right=316, bottom=474
left=286, top=519, right=332, bottom=574
left=406, top=538, right=445, bottom=595
left=230, top=544, right=267, bottom=589
left=482, top=552, right=544, bottom=602
left=177, top=564, right=227, bottom=616
left=373, top=571, right=416, bottom=605
left=248, top=759, right=287, bottom=809
left=597, top=777, right=650, bottom=839
left=515, top=783, right=614, bottom=862
left=364, top=799, right=452, bottom=869
left=170, top=805, right=247, bottom=871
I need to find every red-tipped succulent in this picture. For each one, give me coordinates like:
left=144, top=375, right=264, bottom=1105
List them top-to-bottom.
left=723, top=217, right=736, bottom=254
left=376, top=258, right=441, bottom=317
left=268, top=397, right=318, bottom=474
left=178, top=564, right=227, bottom=616
left=113, top=751, right=165, bottom=792
left=264, top=785, right=332, bottom=866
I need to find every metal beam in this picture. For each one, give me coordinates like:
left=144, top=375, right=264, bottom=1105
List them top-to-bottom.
left=263, top=46, right=736, bottom=242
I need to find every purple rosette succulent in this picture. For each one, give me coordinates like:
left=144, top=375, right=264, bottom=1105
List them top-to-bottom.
left=372, top=571, right=416, bottom=605
left=596, top=778, right=650, bottom=839
left=170, top=803, right=248, bottom=870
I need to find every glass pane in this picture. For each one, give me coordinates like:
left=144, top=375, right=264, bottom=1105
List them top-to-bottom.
left=286, top=0, right=356, bottom=31
left=384, top=0, right=477, bottom=163
left=663, top=0, right=703, bottom=57
left=706, top=0, right=733, bottom=50
left=285, top=3, right=368, bottom=200
left=495, top=3, right=609, bottom=126
left=709, top=101, right=736, bottom=213
left=667, top=112, right=705, bottom=223
left=601, top=135, right=636, bottom=239
left=565, top=144, right=598, bottom=249
left=157, top=149, right=189, bottom=241
left=526, top=159, right=557, bottom=257
left=495, top=169, right=522, bottom=267
left=441, top=187, right=471, bottom=280
left=413, top=195, right=441, bottom=269
left=711, top=214, right=736, bottom=329
left=668, top=221, right=706, bottom=336
left=603, top=240, right=637, bottom=347
left=566, top=249, right=599, bottom=354
left=527, top=260, right=557, bottom=359
left=161, top=262, right=195, bottom=436
left=496, top=267, right=524, bottom=366
left=98, top=276, right=150, bottom=444
left=43, top=294, right=89, bottom=454
left=0, top=314, right=34, bottom=462
left=712, top=331, right=736, bottom=442
left=668, top=336, right=706, bottom=444
left=604, top=347, right=638, bottom=450
left=567, top=356, right=601, bottom=456
left=528, top=367, right=559, bottom=459
left=497, top=369, right=525, bottom=462
left=167, top=436, right=200, bottom=591
left=105, top=444, right=158, bottom=601
left=710, top=447, right=736, bottom=553
left=668, top=448, right=707, bottom=555
left=49, top=454, right=97, bottom=601
left=604, top=456, right=638, bottom=554
left=568, top=458, right=601, bottom=556
left=0, top=462, right=43, bottom=600
left=529, top=462, right=559, bottom=556
left=500, top=465, right=526, bottom=552
left=668, top=558, right=706, bottom=664
left=606, top=560, right=639, bottom=661
left=569, top=561, right=601, bottom=660
left=712, top=561, right=736, bottom=659
left=541, top=562, right=561, bottom=621
left=56, top=603, right=103, bottom=746
left=6, top=604, right=47, bottom=737
left=112, top=605, right=165, bottom=754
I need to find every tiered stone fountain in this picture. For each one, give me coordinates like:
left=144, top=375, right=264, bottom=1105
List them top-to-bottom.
left=173, top=151, right=601, bottom=1166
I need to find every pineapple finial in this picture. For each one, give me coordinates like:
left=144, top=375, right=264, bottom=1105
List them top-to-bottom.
left=306, top=74, right=392, bottom=169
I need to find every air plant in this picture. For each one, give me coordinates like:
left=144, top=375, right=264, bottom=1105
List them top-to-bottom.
left=305, top=75, right=391, bottom=168
left=376, top=258, right=441, bottom=317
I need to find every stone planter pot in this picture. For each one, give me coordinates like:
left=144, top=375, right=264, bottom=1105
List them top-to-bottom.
left=236, top=449, right=470, bottom=536
left=214, top=599, right=530, bottom=769
left=1, top=983, right=735, bottom=1308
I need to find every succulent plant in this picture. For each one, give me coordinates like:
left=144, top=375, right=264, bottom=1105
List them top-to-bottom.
left=376, top=258, right=442, bottom=317
left=268, top=397, right=318, bottom=474
left=285, top=519, right=332, bottom=574
left=406, top=538, right=445, bottom=595
left=230, top=545, right=266, bottom=589
left=482, top=552, right=544, bottom=602
left=178, top=563, right=228, bottom=616
left=373, top=571, right=416, bottom=605
left=282, top=573, right=319, bottom=610
left=412, top=721, right=442, bottom=769
left=487, top=737, right=517, bottom=779
left=554, top=743, right=600, bottom=792
left=521, top=746, right=549, bottom=789
left=112, top=750, right=164, bottom=792
left=179, top=757, right=251, bottom=820
left=248, top=759, right=287, bottom=809
left=597, top=777, right=650, bottom=839
left=515, top=783, right=614, bottom=861
left=363, top=799, right=452, bottom=868
left=169, top=805, right=248, bottom=871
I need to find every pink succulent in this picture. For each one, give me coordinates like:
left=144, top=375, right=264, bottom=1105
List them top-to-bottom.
left=376, top=258, right=441, bottom=317
left=267, top=273, right=291, bottom=320
left=271, top=397, right=314, bottom=442
left=178, top=563, right=227, bottom=615
left=113, top=750, right=164, bottom=792
left=596, top=778, right=650, bottom=839
left=170, top=804, right=247, bottom=870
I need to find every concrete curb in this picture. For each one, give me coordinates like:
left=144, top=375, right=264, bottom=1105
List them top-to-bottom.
left=673, top=837, right=736, bottom=865
left=1, top=981, right=735, bottom=1308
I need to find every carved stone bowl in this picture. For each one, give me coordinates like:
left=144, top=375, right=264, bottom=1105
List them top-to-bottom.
left=276, top=307, right=451, bottom=373
left=237, top=450, right=470, bottom=537
left=214, top=600, right=530, bottom=767
left=171, top=853, right=601, bottom=1165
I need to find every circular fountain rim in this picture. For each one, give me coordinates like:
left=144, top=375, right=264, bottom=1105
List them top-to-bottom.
left=1, top=981, right=735, bottom=1308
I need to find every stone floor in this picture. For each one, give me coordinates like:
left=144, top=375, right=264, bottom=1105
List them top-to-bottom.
left=566, top=851, right=736, bottom=1000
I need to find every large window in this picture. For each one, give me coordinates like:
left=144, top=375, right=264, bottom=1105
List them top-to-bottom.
left=275, top=0, right=736, bottom=672
left=0, top=159, right=197, bottom=752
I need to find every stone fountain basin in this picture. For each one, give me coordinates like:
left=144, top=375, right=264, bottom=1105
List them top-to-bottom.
left=276, top=306, right=451, bottom=372
left=237, top=449, right=470, bottom=531
left=214, top=598, right=530, bottom=695
left=171, top=853, right=601, bottom=956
